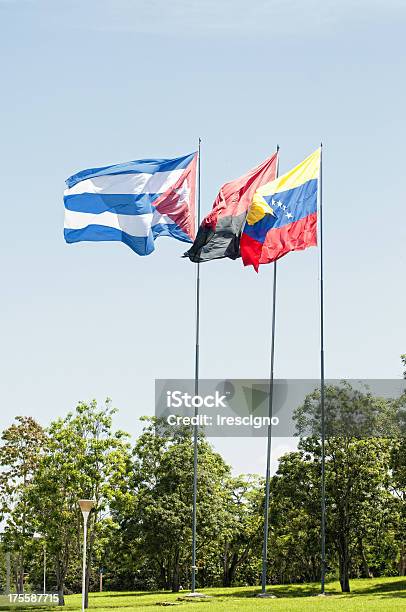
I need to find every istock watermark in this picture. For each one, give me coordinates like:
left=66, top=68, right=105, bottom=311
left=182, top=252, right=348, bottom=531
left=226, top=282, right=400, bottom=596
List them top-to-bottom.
left=155, top=379, right=406, bottom=438
left=166, top=390, right=229, bottom=409
left=166, top=413, right=280, bottom=428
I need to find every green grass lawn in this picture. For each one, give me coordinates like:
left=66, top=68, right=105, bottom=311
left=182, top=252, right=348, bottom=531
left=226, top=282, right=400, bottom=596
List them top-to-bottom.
left=2, top=577, right=405, bottom=611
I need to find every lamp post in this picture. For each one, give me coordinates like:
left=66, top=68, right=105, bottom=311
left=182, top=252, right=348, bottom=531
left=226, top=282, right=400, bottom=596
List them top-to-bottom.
left=78, top=500, right=95, bottom=612
left=33, top=533, right=46, bottom=594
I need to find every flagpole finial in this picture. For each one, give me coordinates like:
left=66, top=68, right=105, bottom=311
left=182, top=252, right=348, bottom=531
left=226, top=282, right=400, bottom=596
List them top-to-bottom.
left=320, top=141, right=323, bottom=148
left=276, top=144, right=280, bottom=152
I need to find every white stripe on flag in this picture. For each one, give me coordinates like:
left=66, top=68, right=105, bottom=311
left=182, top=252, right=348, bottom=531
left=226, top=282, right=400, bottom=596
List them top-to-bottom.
left=64, top=169, right=184, bottom=196
left=64, top=210, right=154, bottom=237
left=152, top=210, right=176, bottom=226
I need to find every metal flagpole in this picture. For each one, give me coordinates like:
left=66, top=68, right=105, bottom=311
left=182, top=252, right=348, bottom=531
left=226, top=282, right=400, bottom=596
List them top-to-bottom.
left=191, top=138, right=201, bottom=595
left=319, top=143, right=326, bottom=595
left=259, top=146, right=280, bottom=597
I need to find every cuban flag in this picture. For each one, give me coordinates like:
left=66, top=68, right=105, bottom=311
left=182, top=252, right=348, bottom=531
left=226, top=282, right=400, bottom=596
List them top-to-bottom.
left=64, top=153, right=197, bottom=256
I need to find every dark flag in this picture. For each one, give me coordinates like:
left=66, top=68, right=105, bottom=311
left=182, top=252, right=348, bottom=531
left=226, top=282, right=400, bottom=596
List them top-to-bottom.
left=184, top=152, right=278, bottom=262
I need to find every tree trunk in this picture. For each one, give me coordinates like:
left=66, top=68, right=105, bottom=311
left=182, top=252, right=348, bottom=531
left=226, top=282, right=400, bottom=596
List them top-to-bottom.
left=337, top=535, right=351, bottom=592
left=222, top=537, right=255, bottom=588
left=358, top=539, right=372, bottom=578
left=223, top=541, right=229, bottom=587
left=399, top=542, right=406, bottom=576
left=171, top=549, right=180, bottom=593
left=18, top=552, right=24, bottom=594
left=223, top=553, right=238, bottom=587
left=310, top=556, right=318, bottom=582
left=13, top=557, right=19, bottom=594
left=55, top=559, right=66, bottom=606
left=158, top=563, right=169, bottom=590
left=56, top=573, right=65, bottom=607
left=57, top=588, right=65, bottom=607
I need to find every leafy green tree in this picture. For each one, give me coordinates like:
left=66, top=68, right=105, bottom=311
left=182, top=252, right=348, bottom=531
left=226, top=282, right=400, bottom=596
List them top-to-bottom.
left=390, top=355, right=406, bottom=575
left=294, top=383, right=398, bottom=592
left=29, top=399, right=131, bottom=606
left=0, top=416, right=45, bottom=593
left=113, top=418, right=231, bottom=592
left=391, top=437, right=406, bottom=575
left=269, top=451, right=323, bottom=584
left=220, top=475, right=263, bottom=587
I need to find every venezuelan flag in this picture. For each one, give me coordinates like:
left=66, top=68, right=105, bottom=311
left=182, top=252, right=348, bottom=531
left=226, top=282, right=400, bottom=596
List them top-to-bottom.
left=240, top=149, right=321, bottom=271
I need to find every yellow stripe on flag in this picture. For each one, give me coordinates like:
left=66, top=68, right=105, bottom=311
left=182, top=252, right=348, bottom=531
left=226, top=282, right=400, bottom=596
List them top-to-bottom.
left=256, top=148, right=321, bottom=198
left=246, top=192, right=274, bottom=226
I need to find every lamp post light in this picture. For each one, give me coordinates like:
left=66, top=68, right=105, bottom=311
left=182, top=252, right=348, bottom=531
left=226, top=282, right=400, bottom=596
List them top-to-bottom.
left=78, top=500, right=95, bottom=612
left=33, top=533, right=46, bottom=594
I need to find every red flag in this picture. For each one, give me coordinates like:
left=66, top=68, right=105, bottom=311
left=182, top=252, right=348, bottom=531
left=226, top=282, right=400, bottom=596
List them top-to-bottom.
left=184, top=152, right=278, bottom=262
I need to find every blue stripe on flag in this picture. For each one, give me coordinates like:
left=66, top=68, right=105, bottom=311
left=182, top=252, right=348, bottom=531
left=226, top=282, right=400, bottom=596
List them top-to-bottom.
left=66, top=153, right=196, bottom=189
left=243, top=179, right=318, bottom=244
left=262, top=179, right=318, bottom=229
left=64, top=193, right=159, bottom=215
left=243, top=214, right=276, bottom=243
left=152, top=224, right=193, bottom=243
left=64, top=226, right=155, bottom=256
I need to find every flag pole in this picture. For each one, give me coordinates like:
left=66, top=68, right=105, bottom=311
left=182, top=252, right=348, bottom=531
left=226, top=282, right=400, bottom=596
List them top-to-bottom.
left=191, top=137, right=201, bottom=595
left=319, top=142, right=326, bottom=595
left=259, top=146, right=280, bottom=597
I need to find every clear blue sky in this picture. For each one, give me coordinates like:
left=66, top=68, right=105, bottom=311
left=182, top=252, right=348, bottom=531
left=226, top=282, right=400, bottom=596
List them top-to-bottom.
left=1, top=0, right=405, bottom=474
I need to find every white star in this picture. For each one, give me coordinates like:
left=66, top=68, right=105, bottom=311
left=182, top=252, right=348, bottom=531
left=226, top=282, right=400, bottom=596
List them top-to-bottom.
left=175, top=181, right=190, bottom=205
left=277, top=200, right=283, bottom=208
left=286, top=212, right=293, bottom=219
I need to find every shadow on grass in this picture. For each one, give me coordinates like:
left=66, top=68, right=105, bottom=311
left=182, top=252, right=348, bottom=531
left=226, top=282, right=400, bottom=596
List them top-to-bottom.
left=175, top=579, right=406, bottom=600
left=351, top=579, right=406, bottom=598
left=91, top=583, right=338, bottom=600
left=181, top=584, right=324, bottom=599
left=91, top=591, right=174, bottom=598
left=0, top=608, right=51, bottom=612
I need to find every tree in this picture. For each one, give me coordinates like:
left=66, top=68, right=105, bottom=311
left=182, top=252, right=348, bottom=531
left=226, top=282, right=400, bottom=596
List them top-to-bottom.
left=390, top=355, right=406, bottom=574
left=294, top=382, right=398, bottom=592
left=29, top=399, right=131, bottom=606
left=0, top=416, right=45, bottom=593
left=113, top=418, right=231, bottom=592
left=391, top=436, right=406, bottom=575
left=269, top=451, right=323, bottom=584
left=220, top=475, right=263, bottom=587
